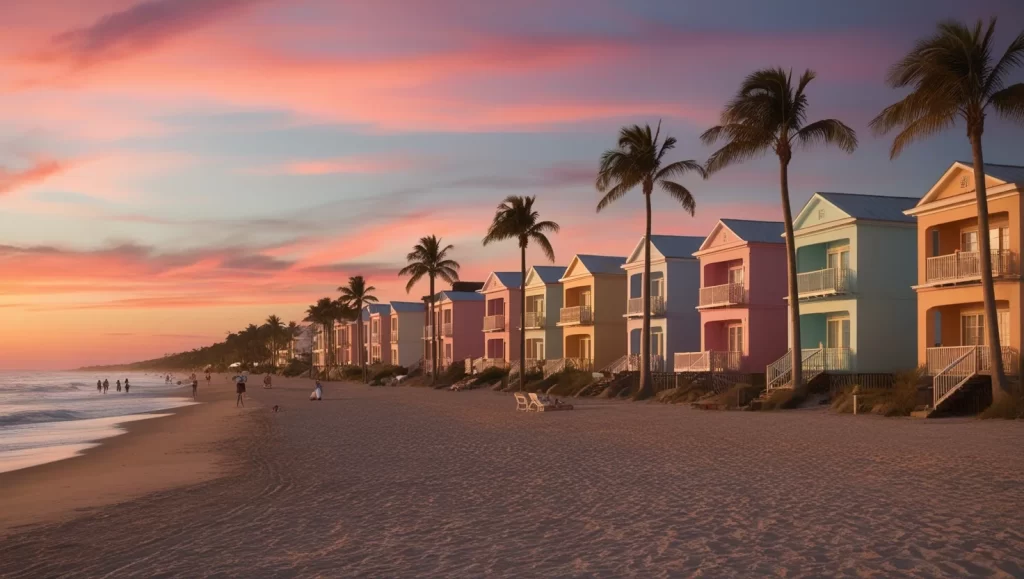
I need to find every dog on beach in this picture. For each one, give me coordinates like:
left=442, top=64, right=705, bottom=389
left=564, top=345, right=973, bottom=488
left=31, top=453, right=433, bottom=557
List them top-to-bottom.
left=272, top=405, right=280, bottom=412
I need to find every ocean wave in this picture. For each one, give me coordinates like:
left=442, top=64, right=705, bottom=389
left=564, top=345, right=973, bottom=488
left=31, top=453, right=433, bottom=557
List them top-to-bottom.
left=16, top=384, right=83, bottom=393
left=0, top=409, right=82, bottom=426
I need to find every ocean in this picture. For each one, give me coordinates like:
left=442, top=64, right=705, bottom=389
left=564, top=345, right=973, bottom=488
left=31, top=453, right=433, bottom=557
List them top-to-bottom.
left=0, top=371, right=197, bottom=474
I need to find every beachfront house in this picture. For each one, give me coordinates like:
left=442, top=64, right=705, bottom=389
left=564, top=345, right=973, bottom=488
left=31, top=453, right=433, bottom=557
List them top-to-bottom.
left=905, top=162, right=1024, bottom=412
left=766, top=192, right=919, bottom=390
left=678, top=220, right=788, bottom=374
left=620, top=235, right=704, bottom=372
left=557, top=254, right=627, bottom=371
left=522, top=265, right=567, bottom=372
left=478, top=272, right=523, bottom=369
left=425, top=289, right=485, bottom=373
left=388, top=301, right=425, bottom=368
left=365, top=304, right=392, bottom=364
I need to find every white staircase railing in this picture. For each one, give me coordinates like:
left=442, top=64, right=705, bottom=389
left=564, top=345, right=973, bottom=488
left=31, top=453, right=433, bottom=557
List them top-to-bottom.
left=932, top=347, right=980, bottom=409
left=766, top=348, right=828, bottom=390
left=601, top=355, right=629, bottom=374
left=543, top=358, right=566, bottom=377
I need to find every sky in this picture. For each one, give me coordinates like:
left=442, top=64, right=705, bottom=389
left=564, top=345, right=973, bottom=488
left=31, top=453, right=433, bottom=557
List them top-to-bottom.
left=0, top=0, right=1022, bottom=369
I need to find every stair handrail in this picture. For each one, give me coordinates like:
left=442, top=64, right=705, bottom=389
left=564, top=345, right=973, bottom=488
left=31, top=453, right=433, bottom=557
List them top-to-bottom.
left=932, top=346, right=980, bottom=408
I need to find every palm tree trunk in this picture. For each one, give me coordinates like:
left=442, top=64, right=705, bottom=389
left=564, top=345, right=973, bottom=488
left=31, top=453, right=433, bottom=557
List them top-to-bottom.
left=970, top=130, right=1008, bottom=399
left=780, top=158, right=803, bottom=390
left=636, top=189, right=653, bottom=400
left=520, top=244, right=527, bottom=391
left=430, top=276, right=437, bottom=383
left=358, top=301, right=366, bottom=383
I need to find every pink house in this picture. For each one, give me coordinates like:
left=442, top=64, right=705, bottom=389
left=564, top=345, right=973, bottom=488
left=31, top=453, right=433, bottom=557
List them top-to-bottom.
left=677, top=219, right=788, bottom=373
left=479, top=271, right=523, bottom=366
left=425, top=290, right=485, bottom=373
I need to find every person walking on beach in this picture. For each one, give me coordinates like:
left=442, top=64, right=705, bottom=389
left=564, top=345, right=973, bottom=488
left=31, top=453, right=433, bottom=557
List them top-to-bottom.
left=205, top=372, right=211, bottom=386
left=234, top=374, right=246, bottom=407
left=263, top=374, right=272, bottom=389
left=191, top=377, right=198, bottom=401
left=124, top=378, right=130, bottom=394
left=97, top=379, right=102, bottom=393
left=102, top=379, right=109, bottom=394
left=116, top=379, right=122, bottom=392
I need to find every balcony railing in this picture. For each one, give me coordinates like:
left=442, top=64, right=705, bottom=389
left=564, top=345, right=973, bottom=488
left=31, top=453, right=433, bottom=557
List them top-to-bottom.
left=924, top=250, right=1019, bottom=285
left=797, top=267, right=851, bottom=298
left=698, top=283, right=745, bottom=308
left=627, top=296, right=666, bottom=316
left=559, top=306, right=593, bottom=325
left=524, top=311, right=545, bottom=329
left=483, top=314, right=505, bottom=332
left=442, top=322, right=454, bottom=337
left=422, top=325, right=434, bottom=340
left=371, top=331, right=380, bottom=344
left=390, top=332, right=399, bottom=343
left=925, top=345, right=1019, bottom=376
left=674, top=351, right=742, bottom=372
left=624, top=354, right=666, bottom=372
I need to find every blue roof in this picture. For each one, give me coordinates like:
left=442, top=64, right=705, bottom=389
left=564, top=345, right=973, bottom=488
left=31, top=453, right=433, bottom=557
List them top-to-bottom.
left=956, top=161, right=1024, bottom=184
left=818, top=192, right=919, bottom=223
left=721, top=219, right=785, bottom=244
left=649, top=235, right=705, bottom=258
left=576, top=254, right=627, bottom=274
left=530, top=265, right=567, bottom=284
left=491, top=271, right=522, bottom=289
left=438, top=290, right=484, bottom=302
left=389, top=301, right=424, bottom=313
left=364, top=303, right=390, bottom=316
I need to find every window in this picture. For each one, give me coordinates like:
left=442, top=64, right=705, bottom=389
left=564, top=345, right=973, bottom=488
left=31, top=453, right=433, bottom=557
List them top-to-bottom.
left=990, top=227, right=1010, bottom=252
left=931, top=229, right=940, bottom=257
left=961, top=230, right=979, bottom=253
left=827, top=246, right=850, bottom=270
left=728, top=266, right=744, bottom=286
left=650, top=276, right=664, bottom=298
left=580, top=291, right=592, bottom=308
left=444, top=309, right=452, bottom=323
left=962, top=313, right=984, bottom=346
left=826, top=316, right=851, bottom=349
left=392, top=318, right=397, bottom=333
left=727, top=324, right=743, bottom=353
left=651, top=327, right=664, bottom=357
left=444, top=343, right=452, bottom=361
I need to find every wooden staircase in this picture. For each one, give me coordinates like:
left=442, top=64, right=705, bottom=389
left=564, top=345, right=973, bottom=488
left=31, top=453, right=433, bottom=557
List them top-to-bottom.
left=914, top=346, right=996, bottom=418
left=765, top=348, right=829, bottom=391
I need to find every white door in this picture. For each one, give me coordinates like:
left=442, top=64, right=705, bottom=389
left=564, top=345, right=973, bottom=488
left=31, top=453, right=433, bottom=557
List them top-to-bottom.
left=728, top=266, right=744, bottom=286
left=826, top=317, right=851, bottom=349
left=727, top=324, right=743, bottom=353
left=580, top=336, right=592, bottom=360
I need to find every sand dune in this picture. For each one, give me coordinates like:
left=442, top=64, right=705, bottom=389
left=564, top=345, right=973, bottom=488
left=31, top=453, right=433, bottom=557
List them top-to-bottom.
left=1, top=377, right=1023, bottom=577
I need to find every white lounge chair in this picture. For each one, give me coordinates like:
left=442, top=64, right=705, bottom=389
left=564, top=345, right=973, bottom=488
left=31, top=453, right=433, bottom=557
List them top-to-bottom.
left=514, top=392, right=530, bottom=411
left=528, top=392, right=573, bottom=412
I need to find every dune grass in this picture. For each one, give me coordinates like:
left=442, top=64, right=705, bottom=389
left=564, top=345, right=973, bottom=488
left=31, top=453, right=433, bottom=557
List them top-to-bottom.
left=830, top=369, right=922, bottom=417
left=980, top=387, right=1024, bottom=419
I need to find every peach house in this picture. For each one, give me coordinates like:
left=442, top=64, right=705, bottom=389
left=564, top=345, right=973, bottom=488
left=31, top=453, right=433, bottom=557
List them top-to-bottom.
left=905, top=162, right=1024, bottom=412
left=678, top=219, right=787, bottom=374
left=620, top=235, right=705, bottom=372
left=558, top=254, right=627, bottom=371
left=523, top=265, right=567, bottom=369
left=479, top=272, right=523, bottom=367
left=425, top=289, right=485, bottom=373
left=389, top=301, right=425, bottom=368
left=365, top=304, right=392, bottom=364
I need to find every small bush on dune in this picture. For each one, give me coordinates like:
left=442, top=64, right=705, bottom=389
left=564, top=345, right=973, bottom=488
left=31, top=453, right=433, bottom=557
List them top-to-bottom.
left=282, top=359, right=309, bottom=377
left=472, top=366, right=508, bottom=386
left=546, top=369, right=594, bottom=397
left=831, top=369, right=923, bottom=417
left=523, top=375, right=557, bottom=393
left=656, top=380, right=710, bottom=404
left=706, top=383, right=761, bottom=409
left=759, top=387, right=806, bottom=410
left=980, top=388, right=1024, bottom=419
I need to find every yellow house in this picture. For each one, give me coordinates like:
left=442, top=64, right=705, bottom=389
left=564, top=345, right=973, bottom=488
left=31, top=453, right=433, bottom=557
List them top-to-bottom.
left=905, top=161, right=1024, bottom=411
left=557, top=254, right=627, bottom=370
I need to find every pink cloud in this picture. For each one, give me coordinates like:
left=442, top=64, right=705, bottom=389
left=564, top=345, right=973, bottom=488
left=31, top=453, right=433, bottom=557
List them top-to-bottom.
left=260, top=155, right=421, bottom=176
left=0, top=157, right=71, bottom=195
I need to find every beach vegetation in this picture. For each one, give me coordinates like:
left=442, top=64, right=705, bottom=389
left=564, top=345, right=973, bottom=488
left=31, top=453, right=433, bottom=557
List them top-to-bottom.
left=872, top=18, right=1024, bottom=402
left=703, top=68, right=857, bottom=393
left=596, top=122, right=704, bottom=401
left=482, top=195, right=559, bottom=392
left=471, top=366, right=508, bottom=387
left=830, top=369, right=924, bottom=416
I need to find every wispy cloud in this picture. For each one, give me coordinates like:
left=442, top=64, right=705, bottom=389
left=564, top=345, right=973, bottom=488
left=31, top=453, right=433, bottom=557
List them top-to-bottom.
left=254, top=154, right=423, bottom=176
left=0, top=158, right=72, bottom=195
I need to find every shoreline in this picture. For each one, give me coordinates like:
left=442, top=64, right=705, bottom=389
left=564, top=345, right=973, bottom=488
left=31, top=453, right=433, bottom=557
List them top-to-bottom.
left=0, top=373, right=255, bottom=536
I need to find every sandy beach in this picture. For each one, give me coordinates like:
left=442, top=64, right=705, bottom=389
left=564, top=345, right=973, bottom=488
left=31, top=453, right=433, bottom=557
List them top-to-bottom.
left=2, top=376, right=1023, bottom=577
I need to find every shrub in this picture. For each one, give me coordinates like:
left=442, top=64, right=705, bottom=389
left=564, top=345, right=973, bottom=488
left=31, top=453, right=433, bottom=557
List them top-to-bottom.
left=282, top=358, right=310, bottom=377
left=371, top=364, right=406, bottom=382
left=472, top=366, right=508, bottom=386
left=547, top=369, right=594, bottom=397
left=831, top=369, right=923, bottom=417
left=657, top=379, right=712, bottom=404
left=708, top=383, right=761, bottom=409
left=759, top=387, right=806, bottom=410
left=980, top=387, right=1024, bottom=419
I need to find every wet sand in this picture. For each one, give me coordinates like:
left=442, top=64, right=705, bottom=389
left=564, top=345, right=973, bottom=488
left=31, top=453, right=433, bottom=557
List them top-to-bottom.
left=1, top=376, right=1023, bottom=577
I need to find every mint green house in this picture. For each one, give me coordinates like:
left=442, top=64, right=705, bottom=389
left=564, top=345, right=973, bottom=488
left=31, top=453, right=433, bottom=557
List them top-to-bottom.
left=767, top=192, right=920, bottom=390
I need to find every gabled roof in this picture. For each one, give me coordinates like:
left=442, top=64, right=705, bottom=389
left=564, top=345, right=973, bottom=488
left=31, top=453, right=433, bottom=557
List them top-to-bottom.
left=911, top=161, right=1024, bottom=210
left=794, top=192, right=918, bottom=229
left=720, top=219, right=785, bottom=244
left=625, top=234, right=704, bottom=265
left=562, top=254, right=627, bottom=280
left=525, top=265, right=567, bottom=286
left=480, top=271, right=522, bottom=292
left=437, top=290, right=484, bottom=302
left=389, top=301, right=424, bottom=314
left=364, top=303, right=391, bottom=317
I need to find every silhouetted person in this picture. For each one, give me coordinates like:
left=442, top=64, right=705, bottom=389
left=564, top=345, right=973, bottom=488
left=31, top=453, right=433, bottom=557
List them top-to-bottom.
left=234, top=374, right=246, bottom=407
left=124, top=378, right=130, bottom=394
left=191, top=378, right=198, bottom=401
left=102, top=379, right=109, bottom=394
left=116, top=379, right=122, bottom=392
left=97, top=380, right=102, bottom=393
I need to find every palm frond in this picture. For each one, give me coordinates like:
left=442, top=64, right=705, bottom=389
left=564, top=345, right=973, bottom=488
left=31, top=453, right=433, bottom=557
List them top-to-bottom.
left=986, top=29, right=1024, bottom=96
left=989, top=83, right=1024, bottom=123
left=887, top=111, right=957, bottom=159
left=796, top=119, right=858, bottom=152
left=705, top=139, right=768, bottom=175
left=655, top=159, right=706, bottom=181
left=596, top=180, right=636, bottom=212
left=660, top=180, right=696, bottom=216
left=530, top=232, right=556, bottom=262
left=403, top=270, right=424, bottom=293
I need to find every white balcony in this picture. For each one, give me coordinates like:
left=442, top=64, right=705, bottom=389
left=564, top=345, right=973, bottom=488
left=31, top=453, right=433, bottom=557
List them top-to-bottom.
left=924, top=250, right=1019, bottom=286
left=796, top=267, right=851, bottom=298
left=698, top=283, right=745, bottom=309
left=626, top=296, right=666, bottom=316
left=559, top=306, right=593, bottom=325
left=524, top=311, right=545, bottom=329
left=483, top=314, right=505, bottom=332
left=442, top=322, right=454, bottom=337
left=422, top=325, right=434, bottom=340
left=390, top=333, right=399, bottom=343
left=674, top=350, right=742, bottom=372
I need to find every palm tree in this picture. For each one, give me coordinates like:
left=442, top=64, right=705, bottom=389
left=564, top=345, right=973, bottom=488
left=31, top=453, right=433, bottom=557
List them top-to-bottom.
left=871, top=19, right=1024, bottom=400
left=702, top=68, right=857, bottom=392
left=596, top=122, right=706, bottom=400
left=482, top=196, right=560, bottom=390
left=398, top=236, right=460, bottom=382
left=339, top=276, right=378, bottom=382
left=304, top=298, right=335, bottom=376
left=264, top=314, right=285, bottom=369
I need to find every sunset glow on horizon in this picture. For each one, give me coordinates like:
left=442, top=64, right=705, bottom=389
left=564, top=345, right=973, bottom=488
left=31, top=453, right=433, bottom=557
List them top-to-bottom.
left=1, top=0, right=1022, bottom=369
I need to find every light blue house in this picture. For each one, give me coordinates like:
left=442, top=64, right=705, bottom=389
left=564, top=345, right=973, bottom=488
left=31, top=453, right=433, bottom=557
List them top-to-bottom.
left=768, top=192, right=919, bottom=389
left=621, top=235, right=705, bottom=372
